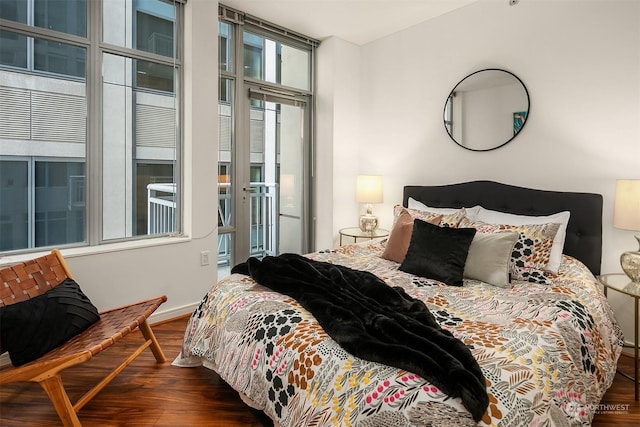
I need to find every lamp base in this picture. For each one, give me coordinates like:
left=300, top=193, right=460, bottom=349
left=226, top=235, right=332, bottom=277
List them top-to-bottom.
left=359, top=214, right=379, bottom=233
left=621, top=235, right=640, bottom=284
left=621, top=250, right=640, bottom=284
left=623, top=280, right=640, bottom=295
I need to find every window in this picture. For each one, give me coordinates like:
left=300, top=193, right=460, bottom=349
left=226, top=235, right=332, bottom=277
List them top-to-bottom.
left=0, top=0, right=183, bottom=254
left=0, top=0, right=86, bottom=78
left=1, top=0, right=86, bottom=36
left=34, top=0, right=86, bottom=37
left=135, top=8, right=174, bottom=57
left=219, top=21, right=232, bottom=72
left=0, top=30, right=27, bottom=68
left=243, top=30, right=310, bottom=91
left=35, top=38, right=86, bottom=78
left=0, top=159, right=85, bottom=251
left=135, top=162, right=174, bottom=235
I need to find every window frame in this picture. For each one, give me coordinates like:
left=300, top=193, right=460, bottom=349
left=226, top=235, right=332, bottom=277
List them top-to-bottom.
left=0, top=0, right=184, bottom=256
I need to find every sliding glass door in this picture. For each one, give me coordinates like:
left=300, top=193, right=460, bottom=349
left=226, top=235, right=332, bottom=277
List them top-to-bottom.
left=217, top=15, right=315, bottom=278
left=218, top=87, right=309, bottom=276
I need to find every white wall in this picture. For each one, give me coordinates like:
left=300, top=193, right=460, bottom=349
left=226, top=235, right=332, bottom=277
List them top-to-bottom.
left=317, top=0, right=640, bottom=348
left=315, top=38, right=363, bottom=250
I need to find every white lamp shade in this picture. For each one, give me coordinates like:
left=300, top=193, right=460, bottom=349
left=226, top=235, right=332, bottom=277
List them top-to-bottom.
left=356, top=175, right=383, bottom=204
left=614, top=179, right=640, bottom=231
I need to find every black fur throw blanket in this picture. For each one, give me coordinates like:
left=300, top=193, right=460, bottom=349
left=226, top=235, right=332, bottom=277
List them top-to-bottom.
left=231, top=253, right=489, bottom=421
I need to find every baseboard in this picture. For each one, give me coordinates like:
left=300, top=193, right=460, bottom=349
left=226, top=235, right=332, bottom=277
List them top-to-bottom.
left=148, top=302, right=198, bottom=325
left=621, top=340, right=638, bottom=357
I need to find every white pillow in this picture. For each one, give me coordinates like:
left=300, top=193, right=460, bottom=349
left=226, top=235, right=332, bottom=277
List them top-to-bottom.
left=408, top=198, right=482, bottom=218
left=473, top=207, right=570, bottom=274
left=464, top=231, right=519, bottom=288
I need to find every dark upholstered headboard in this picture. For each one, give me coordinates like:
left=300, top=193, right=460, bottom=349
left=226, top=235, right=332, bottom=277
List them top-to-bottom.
left=403, top=181, right=603, bottom=275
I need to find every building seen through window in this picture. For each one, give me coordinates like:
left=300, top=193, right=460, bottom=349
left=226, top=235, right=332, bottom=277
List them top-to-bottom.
left=0, top=0, right=182, bottom=253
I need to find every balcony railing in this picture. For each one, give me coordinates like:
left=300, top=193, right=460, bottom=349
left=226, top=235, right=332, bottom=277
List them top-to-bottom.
left=148, top=182, right=278, bottom=264
left=217, top=182, right=278, bottom=266
left=250, top=182, right=278, bottom=257
left=147, top=183, right=177, bottom=235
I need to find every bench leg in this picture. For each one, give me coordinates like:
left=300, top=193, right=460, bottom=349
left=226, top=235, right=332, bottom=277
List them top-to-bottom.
left=139, top=320, right=166, bottom=363
left=39, top=374, right=81, bottom=427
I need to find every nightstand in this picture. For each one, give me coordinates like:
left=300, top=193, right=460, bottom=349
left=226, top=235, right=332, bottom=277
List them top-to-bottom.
left=339, top=227, right=389, bottom=246
left=598, top=273, right=640, bottom=400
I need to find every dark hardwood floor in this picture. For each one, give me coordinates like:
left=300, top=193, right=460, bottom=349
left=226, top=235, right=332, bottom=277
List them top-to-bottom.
left=1, top=315, right=638, bottom=426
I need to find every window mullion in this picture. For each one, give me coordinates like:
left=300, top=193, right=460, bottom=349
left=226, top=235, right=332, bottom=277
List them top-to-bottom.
left=27, top=0, right=34, bottom=26
left=87, top=0, right=102, bottom=245
left=0, top=18, right=89, bottom=48
left=100, top=42, right=181, bottom=67
left=28, top=158, right=35, bottom=248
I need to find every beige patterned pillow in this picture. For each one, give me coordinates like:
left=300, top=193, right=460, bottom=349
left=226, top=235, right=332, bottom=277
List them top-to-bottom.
left=394, top=205, right=466, bottom=228
left=473, top=207, right=570, bottom=274
left=458, top=217, right=560, bottom=284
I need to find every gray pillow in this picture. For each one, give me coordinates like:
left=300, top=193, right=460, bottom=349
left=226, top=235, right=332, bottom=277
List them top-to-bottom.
left=463, top=231, right=519, bottom=288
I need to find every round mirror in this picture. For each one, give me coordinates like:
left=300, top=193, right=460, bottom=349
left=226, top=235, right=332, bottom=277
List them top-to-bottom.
left=443, top=68, right=530, bottom=151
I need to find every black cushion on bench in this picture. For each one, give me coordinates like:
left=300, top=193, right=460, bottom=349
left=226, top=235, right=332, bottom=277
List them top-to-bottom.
left=0, top=278, right=100, bottom=366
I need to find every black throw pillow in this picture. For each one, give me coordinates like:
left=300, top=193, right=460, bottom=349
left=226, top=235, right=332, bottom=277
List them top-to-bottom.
left=399, top=219, right=476, bottom=286
left=0, top=278, right=100, bottom=366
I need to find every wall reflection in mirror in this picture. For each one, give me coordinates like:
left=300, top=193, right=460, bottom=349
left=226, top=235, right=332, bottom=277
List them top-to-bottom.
left=444, top=69, right=530, bottom=151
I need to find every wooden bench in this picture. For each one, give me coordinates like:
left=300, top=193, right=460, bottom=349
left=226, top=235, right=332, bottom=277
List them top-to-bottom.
left=0, top=249, right=167, bottom=426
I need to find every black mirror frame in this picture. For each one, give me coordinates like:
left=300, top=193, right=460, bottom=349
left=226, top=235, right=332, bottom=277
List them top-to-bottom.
left=443, top=68, right=530, bottom=152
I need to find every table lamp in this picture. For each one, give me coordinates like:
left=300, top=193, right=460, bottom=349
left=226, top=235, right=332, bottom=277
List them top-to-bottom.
left=356, top=175, right=383, bottom=233
left=614, top=179, right=640, bottom=291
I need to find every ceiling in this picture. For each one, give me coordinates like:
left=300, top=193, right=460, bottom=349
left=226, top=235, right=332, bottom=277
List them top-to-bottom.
left=219, top=0, right=479, bottom=46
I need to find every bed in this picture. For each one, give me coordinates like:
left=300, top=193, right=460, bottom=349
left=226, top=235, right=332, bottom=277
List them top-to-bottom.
left=174, top=180, right=623, bottom=426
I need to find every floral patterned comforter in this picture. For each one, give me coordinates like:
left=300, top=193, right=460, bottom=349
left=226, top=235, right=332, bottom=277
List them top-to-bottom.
left=174, top=240, right=623, bottom=426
